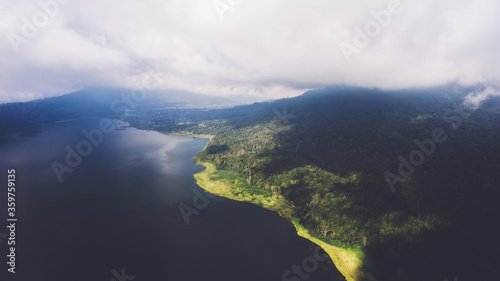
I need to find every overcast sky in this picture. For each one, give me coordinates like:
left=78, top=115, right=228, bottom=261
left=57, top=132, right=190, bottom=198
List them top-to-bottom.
left=0, top=0, right=499, bottom=103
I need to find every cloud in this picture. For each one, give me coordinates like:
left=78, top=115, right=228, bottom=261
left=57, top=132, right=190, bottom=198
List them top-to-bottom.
left=0, top=0, right=499, bottom=103
left=464, top=86, right=500, bottom=109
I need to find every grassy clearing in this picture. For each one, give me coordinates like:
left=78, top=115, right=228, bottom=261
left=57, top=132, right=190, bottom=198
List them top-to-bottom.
left=193, top=157, right=373, bottom=281
left=193, top=158, right=292, bottom=216
left=289, top=219, right=376, bottom=281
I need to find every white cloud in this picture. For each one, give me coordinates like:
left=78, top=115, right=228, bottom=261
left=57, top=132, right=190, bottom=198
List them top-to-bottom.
left=0, top=0, right=499, bottom=102
left=464, top=86, right=500, bottom=109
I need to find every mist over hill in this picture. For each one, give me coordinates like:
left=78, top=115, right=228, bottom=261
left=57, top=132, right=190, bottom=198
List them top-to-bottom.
left=0, top=87, right=259, bottom=135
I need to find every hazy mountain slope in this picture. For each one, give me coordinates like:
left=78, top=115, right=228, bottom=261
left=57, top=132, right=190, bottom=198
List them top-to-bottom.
left=0, top=87, right=245, bottom=135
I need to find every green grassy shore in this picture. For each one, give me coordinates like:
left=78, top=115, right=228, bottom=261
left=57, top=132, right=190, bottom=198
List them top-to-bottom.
left=165, top=132, right=215, bottom=139
left=193, top=155, right=375, bottom=281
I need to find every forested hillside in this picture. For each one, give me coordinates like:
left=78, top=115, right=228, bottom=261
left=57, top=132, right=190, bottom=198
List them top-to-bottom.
left=188, top=86, right=500, bottom=281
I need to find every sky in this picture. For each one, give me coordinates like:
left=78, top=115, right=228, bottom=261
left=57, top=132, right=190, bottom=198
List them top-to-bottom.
left=0, top=0, right=499, bottom=103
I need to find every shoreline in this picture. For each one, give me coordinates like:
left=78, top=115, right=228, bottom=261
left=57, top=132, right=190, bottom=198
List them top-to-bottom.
left=164, top=132, right=214, bottom=140
left=192, top=156, right=374, bottom=281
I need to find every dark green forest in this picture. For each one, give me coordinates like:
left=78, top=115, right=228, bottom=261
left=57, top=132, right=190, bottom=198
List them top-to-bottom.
left=185, top=86, right=500, bottom=281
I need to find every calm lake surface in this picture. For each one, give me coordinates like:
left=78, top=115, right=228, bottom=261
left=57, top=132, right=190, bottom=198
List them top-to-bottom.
left=0, top=118, right=344, bottom=281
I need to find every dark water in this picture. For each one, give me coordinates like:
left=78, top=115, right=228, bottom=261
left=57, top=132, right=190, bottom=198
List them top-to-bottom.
left=0, top=118, right=344, bottom=281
